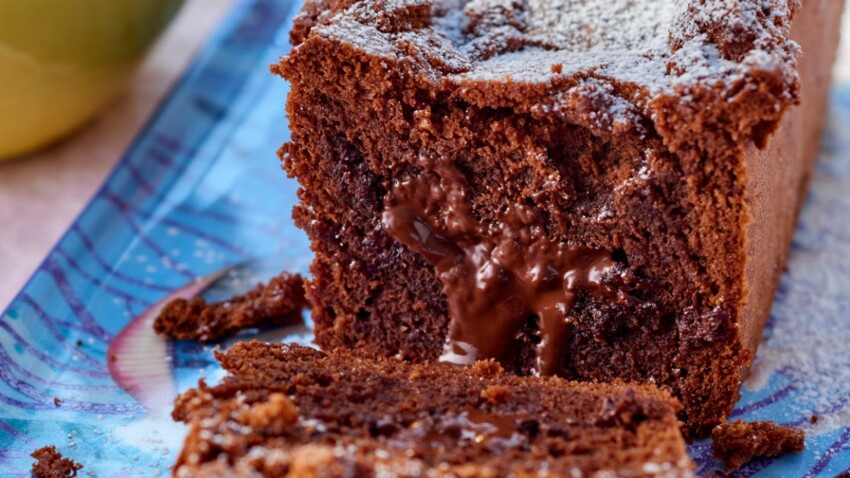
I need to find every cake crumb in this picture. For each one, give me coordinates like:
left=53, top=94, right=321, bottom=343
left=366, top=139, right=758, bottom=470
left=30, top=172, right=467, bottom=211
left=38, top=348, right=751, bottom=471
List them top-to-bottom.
left=154, top=272, right=306, bottom=343
left=481, top=385, right=512, bottom=405
left=239, top=393, right=299, bottom=434
left=711, top=420, right=804, bottom=471
left=288, top=444, right=348, bottom=477
left=31, top=446, right=83, bottom=478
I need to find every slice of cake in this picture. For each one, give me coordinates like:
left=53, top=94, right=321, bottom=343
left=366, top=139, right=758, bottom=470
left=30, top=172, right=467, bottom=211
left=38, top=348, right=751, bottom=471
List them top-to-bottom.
left=273, top=0, right=845, bottom=435
left=171, top=341, right=693, bottom=477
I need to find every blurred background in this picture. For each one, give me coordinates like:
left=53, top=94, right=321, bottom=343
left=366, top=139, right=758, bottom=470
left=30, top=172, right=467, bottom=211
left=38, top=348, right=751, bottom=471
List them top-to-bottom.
left=0, top=0, right=235, bottom=307
left=0, top=1, right=847, bottom=310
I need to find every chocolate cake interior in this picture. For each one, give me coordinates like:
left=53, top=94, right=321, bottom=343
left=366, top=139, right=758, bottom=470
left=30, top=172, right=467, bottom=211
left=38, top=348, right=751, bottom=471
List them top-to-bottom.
left=275, top=0, right=845, bottom=435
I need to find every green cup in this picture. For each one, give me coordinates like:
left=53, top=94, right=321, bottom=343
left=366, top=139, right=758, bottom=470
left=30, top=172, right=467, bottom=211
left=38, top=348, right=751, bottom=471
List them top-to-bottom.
left=0, top=0, right=184, bottom=160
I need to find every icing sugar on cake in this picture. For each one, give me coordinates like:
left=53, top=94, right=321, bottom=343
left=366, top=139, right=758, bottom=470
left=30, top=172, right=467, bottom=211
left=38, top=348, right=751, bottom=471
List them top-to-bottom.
left=311, top=0, right=802, bottom=115
left=448, top=0, right=674, bottom=54
left=453, top=0, right=798, bottom=92
left=521, top=0, right=673, bottom=51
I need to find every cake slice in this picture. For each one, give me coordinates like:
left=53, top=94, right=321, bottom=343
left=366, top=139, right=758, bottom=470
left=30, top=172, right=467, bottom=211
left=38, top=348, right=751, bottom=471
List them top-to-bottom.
left=274, top=0, right=844, bottom=435
left=171, top=341, right=693, bottom=477
left=711, top=420, right=805, bottom=471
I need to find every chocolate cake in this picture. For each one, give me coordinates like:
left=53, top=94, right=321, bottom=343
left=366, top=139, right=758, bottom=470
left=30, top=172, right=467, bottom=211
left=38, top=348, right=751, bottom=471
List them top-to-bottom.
left=274, top=0, right=845, bottom=435
left=154, top=272, right=306, bottom=343
left=171, top=341, right=693, bottom=477
left=711, top=420, right=805, bottom=471
left=31, top=446, right=83, bottom=478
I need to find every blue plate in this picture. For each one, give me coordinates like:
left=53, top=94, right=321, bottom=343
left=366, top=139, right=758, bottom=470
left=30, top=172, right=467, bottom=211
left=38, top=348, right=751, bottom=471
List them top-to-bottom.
left=1, top=0, right=849, bottom=475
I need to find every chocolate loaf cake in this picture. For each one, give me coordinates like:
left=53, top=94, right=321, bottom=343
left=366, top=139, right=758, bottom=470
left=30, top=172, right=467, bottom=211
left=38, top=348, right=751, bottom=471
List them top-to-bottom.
left=274, top=0, right=845, bottom=435
left=172, top=342, right=693, bottom=477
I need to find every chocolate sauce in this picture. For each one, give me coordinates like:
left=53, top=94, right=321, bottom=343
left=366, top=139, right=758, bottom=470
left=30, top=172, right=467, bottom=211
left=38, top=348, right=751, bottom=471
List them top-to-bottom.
left=382, top=154, right=622, bottom=375
left=405, top=406, right=522, bottom=448
left=434, top=406, right=521, bottom=444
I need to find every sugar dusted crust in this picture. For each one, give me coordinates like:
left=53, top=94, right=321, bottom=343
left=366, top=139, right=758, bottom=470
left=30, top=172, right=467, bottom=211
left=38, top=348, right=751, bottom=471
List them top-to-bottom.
left=296, top=0, right=801, bottom=131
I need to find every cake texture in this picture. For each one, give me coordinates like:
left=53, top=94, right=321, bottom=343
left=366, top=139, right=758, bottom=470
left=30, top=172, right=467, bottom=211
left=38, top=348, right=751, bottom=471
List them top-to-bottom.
left=274, top=0, right=845, bottom=435
left=154, top=272, right=306, bottom=343
left=171, top=341, right=693, bottom=477
left=711, top=420, right=805, bottom=471
left=31, top=446, right=83, bottom=478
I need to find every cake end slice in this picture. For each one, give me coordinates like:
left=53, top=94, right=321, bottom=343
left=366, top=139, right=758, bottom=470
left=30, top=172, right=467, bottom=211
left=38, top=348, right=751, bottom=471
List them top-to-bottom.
left=171, top=341, right=694, bottom=478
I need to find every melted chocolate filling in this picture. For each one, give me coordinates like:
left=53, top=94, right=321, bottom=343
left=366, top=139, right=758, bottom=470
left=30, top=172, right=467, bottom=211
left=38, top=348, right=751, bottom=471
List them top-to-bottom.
left=382, top=154, right=624, bottom=375
left=388, top=406, right=524, bottom=449
left=424, top=406, right=523, bottom=447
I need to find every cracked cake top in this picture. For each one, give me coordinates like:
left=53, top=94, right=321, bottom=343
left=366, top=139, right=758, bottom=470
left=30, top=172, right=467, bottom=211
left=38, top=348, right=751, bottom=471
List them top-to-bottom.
left=289, top=0, right=802, bottom=147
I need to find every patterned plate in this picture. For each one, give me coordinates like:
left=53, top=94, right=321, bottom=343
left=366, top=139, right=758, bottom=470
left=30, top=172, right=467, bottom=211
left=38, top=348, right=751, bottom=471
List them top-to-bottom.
left=1, top=0, right=849, bottom=475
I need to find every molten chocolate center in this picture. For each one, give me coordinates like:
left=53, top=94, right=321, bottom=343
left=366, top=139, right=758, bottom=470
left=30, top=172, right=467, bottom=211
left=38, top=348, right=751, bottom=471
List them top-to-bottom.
left=382, top=155, right=621, bottom=375
left=423, top=406, right=522, bottom=447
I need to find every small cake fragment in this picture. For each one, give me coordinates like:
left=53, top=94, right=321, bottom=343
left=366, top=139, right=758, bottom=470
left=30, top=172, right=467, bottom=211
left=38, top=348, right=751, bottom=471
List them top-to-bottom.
left=153, top=272, right=306, bottom=342
left=170, top=341, right=694, bottom=477
left=711, top=420, right=805, bottom=471
left=31, top=446, right=83, bottom=478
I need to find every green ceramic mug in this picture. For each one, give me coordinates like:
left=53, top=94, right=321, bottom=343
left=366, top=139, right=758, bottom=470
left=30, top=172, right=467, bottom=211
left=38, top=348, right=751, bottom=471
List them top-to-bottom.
left=0, top=0, right=184, bottom=160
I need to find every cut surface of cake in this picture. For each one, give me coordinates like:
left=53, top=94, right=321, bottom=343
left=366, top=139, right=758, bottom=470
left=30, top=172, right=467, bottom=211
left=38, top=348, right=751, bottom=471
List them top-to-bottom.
left=274, top=0, right=845, bottom=435
left=171, top=341, right=693, bottom=477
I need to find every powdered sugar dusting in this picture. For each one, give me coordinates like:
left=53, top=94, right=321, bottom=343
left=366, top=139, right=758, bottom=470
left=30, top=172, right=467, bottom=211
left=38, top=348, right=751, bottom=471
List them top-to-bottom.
left=301, top=0, right=802, bottom=126
left=457, top=0, right=799, bottom=95
left=524, top=0, right=674, bottom=52
left=664, top=0, right=800, bottom=101
left=316, top=20, right=399, bottom=59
